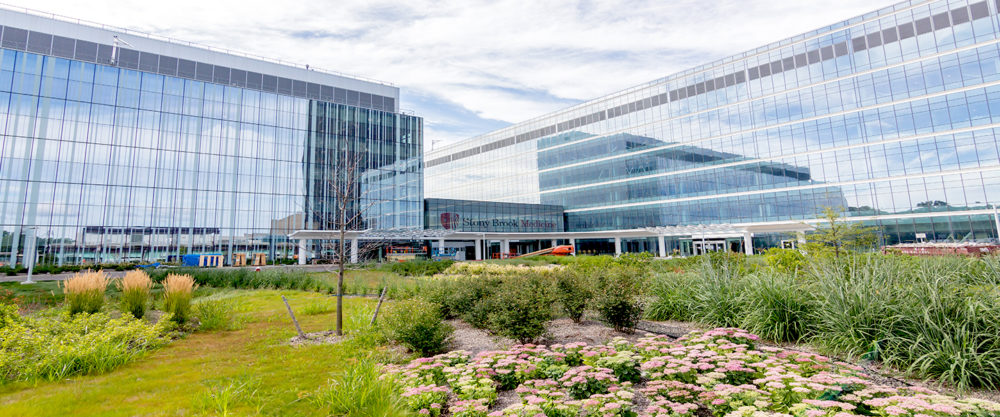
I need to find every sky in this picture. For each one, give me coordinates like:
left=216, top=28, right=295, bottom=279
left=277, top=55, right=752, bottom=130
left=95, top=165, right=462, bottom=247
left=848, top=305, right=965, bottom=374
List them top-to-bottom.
left=12, top=0, right=897, bottom=150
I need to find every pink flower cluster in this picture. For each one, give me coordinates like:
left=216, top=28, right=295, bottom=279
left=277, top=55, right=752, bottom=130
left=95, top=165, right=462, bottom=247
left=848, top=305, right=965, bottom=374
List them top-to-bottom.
left=382, top=328, right=1000, bottom=417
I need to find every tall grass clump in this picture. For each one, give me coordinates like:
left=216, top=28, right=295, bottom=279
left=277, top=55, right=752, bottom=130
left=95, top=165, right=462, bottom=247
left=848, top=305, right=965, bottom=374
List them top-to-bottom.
left=688, top=253, right=748, bottom=327
left=810, top=254, right=906, bottom=360
left=885, top=266, right=1000, bottom=391
left=117, top=270, right=152, bottom=319
left=62, top=271, right=110, bottom=314
left=740, top=271, right=815, bottom=343
left=645, top=272, right=697, bottom=321
left=163, top=274, right=197, bottom=324
left=195, top=298, right=244, bottom=331
left=311, top=359, right=408, bottom=417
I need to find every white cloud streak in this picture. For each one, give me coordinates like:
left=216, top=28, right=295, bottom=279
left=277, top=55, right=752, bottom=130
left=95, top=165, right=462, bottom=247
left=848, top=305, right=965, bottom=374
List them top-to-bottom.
left=13, top=0, right=896, bottom=146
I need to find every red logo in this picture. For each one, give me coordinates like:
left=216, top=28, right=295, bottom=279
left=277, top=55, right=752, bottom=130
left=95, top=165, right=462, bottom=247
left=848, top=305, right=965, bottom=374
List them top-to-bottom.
left=440, top=213, right=460, bottom=230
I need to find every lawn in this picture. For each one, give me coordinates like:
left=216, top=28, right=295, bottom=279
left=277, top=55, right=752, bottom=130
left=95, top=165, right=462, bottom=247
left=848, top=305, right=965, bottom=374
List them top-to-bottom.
left=0, top=289, right=397, bottom=417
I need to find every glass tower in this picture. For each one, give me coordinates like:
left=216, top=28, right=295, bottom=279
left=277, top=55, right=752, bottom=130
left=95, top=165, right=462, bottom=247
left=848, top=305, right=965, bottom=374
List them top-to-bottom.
left=426, top=0, right=1000, bottom=245
left=0, top=9, right=423, bottom=265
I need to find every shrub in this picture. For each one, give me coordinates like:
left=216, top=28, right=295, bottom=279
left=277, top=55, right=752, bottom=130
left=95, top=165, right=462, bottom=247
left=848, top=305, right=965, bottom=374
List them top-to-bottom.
left=762, top=247, right=806, bottom=274
left=592, top=266, right=645, bottom=333
left=554, top=269, right=591, bottom=322
left=117, top=270, right=152, bottom=319
left=62, top=271, right=110, bottom=314
left=163, top=274, right=197, bottom=324
left=486, top=275, right=554, bottom=342
left=382, top=299, right=452, bottom=356
left=310, top=359, right=409, bottom=417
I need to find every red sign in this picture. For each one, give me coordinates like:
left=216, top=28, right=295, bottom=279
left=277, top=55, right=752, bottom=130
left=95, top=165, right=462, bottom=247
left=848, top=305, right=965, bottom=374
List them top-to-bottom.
left=440, top=212, right=460, bottom=230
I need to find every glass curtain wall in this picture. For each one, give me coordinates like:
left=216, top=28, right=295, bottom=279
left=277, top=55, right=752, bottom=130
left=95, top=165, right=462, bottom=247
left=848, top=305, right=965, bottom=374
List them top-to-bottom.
left=426, top=0, right=1000, bottom=243
left=0, top=48, right=421, bottom=266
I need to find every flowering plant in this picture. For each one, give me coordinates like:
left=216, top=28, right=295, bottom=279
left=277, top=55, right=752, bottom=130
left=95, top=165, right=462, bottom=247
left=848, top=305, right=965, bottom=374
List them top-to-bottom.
left=559, top=365, right=619, bottom=400
left=400, top=384, right=449, bottom=417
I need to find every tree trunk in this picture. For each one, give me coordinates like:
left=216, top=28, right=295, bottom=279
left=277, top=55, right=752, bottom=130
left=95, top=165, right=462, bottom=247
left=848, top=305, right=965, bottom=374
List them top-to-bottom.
left=336, top=230, right=345, bottom=336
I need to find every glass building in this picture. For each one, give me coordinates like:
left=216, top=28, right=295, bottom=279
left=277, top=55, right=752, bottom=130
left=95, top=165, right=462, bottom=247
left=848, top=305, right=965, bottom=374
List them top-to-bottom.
left=426, top=0, right=1000, bottom=249
left=0, top=8, right=423, bottom=265
left=424, top=198, right=564, bottom=233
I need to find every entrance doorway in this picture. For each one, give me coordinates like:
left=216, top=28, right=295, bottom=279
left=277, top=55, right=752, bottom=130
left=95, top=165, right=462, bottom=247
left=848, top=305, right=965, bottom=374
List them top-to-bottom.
left=692, top=240, right=727, bottom=255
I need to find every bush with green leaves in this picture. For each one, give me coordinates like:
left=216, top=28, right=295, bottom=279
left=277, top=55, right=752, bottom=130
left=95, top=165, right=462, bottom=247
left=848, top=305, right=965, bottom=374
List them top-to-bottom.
left=762, top=247, right=806, bottom=274
left=383, top=259, right=455, bottom=276
left=592, top=264, right=646, bottom=333
left=554, top=269, right=591, bottom=322
left=739, top=272, right=815, bottom=343
left=485, top=275, right=555, bottom=343
left=382, top=299, right=453, bottom=356
left=0, top=302, right=18, bottom=330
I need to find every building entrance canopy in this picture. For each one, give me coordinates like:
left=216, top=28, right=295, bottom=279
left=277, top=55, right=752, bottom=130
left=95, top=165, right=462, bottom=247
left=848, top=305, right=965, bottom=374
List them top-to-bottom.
left=287, top=221, right=813, bottom=262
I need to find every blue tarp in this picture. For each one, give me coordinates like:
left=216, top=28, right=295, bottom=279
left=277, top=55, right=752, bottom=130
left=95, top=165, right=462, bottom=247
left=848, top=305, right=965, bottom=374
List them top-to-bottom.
left=181, top=254, right=223, bottom=267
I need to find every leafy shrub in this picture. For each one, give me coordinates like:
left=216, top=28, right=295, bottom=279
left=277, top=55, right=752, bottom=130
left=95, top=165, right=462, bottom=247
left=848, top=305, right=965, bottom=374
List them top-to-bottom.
left=762, top=247, right=806, bottom=274
left=592, top=266, right=645, bottom=333
left=554, top=269, right=591, bottom=322
left=117, top=270, right=152, bottom=319
left=62, top=271, right=110, bottom=314
left=163, top=274, right=197, bottom=324
left=486, top=275, right=554, bottom=343
left=424, top=276, right=500, bottom=320
left=195, top=298, right=244, bottom=331
left=382, top=299, right=452, bottom=356
left=0, top=311, right=172, bottom=382
left=310, top=359, right=409, bottom=417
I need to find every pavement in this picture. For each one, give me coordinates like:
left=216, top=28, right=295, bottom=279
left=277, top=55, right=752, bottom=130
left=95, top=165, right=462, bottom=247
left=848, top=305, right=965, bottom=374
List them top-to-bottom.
left=0, top=264, right=340, bottom=283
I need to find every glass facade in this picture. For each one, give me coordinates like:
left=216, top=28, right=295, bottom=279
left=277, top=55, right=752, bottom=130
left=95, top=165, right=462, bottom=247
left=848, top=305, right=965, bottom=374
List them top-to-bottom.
left=426, top=0, right=1000, bottom=244
left=0, top=21, right=422, bottom=265
left=424, top=198, right=563, bottom=233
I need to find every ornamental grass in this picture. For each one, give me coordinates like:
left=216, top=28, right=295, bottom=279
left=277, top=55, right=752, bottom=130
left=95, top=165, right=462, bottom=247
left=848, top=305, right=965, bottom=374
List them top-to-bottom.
left=62, top=270, right=110, bottom=314
left=117, top=270, right=152, bottom=319
left=163, top=274, right=197, bottom=324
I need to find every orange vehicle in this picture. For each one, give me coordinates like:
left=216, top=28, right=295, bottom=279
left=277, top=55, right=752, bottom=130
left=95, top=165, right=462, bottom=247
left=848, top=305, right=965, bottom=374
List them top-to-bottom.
left=514, top=245, right=575, bottom=258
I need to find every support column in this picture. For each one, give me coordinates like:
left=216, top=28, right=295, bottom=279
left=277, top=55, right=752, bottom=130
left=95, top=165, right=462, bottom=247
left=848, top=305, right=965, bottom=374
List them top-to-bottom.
left=796, top=231, right=806, bottom=245
left=743, top=232, right=753, bottom=255
left=657, top=235, right=666, bottom=257
left=614, top=237, right=622, bottom=256
left=437, top=238, right=445, bottom=254
left=570, top=238, right=576, bottom=256
left=298, top=239, right=308, bottom=265
left=350, top=239, right=359, bottom=264
left=475, top=239, right=483, bottom=260
left=501, top=239, right=510, bottom=257
left=550, top=239, right=557, bottom=248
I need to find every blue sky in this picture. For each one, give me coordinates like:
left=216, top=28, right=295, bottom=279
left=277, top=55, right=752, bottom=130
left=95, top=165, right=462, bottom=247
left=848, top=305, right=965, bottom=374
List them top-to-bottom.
left=15, top=0, right=896, bottom=149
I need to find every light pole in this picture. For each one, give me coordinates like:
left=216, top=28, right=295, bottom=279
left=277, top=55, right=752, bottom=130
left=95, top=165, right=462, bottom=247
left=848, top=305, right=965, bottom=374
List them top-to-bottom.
left=21, top=226, right=37, bottom=285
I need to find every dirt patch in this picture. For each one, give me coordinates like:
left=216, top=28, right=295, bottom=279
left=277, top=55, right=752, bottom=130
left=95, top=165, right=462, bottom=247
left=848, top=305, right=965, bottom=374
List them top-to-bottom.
left=544, top=318, right=655, bottom=345
left=447, top=319, right=513, bottom=354
left=288, top=331, right=345, bottom=346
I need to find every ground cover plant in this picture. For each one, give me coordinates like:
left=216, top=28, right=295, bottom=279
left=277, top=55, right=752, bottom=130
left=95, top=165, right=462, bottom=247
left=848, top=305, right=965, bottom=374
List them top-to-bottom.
left=646, top=252, right=1000, bottom=391
left=383, top=327, right=1000, bottom=417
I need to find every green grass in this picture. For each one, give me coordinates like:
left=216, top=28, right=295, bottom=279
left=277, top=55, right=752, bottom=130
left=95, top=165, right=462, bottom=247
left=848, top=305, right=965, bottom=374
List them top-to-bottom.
left=0, top=290, right=409, bottom=417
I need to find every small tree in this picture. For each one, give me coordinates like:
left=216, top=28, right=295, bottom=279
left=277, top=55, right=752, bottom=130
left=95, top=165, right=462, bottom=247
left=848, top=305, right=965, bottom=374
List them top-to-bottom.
left=308, top=149, right=382, bottom=336
left=806, top=207, right=878, bottom=257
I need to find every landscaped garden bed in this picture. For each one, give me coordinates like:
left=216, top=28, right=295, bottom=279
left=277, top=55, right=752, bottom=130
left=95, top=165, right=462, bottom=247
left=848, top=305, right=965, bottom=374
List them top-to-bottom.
left=383, top=328, right=1000, bottom=417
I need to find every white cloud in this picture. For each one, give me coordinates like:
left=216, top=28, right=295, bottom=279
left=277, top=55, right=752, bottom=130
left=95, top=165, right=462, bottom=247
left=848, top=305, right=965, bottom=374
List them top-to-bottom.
left=15, top=0, right=897, bottom=147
